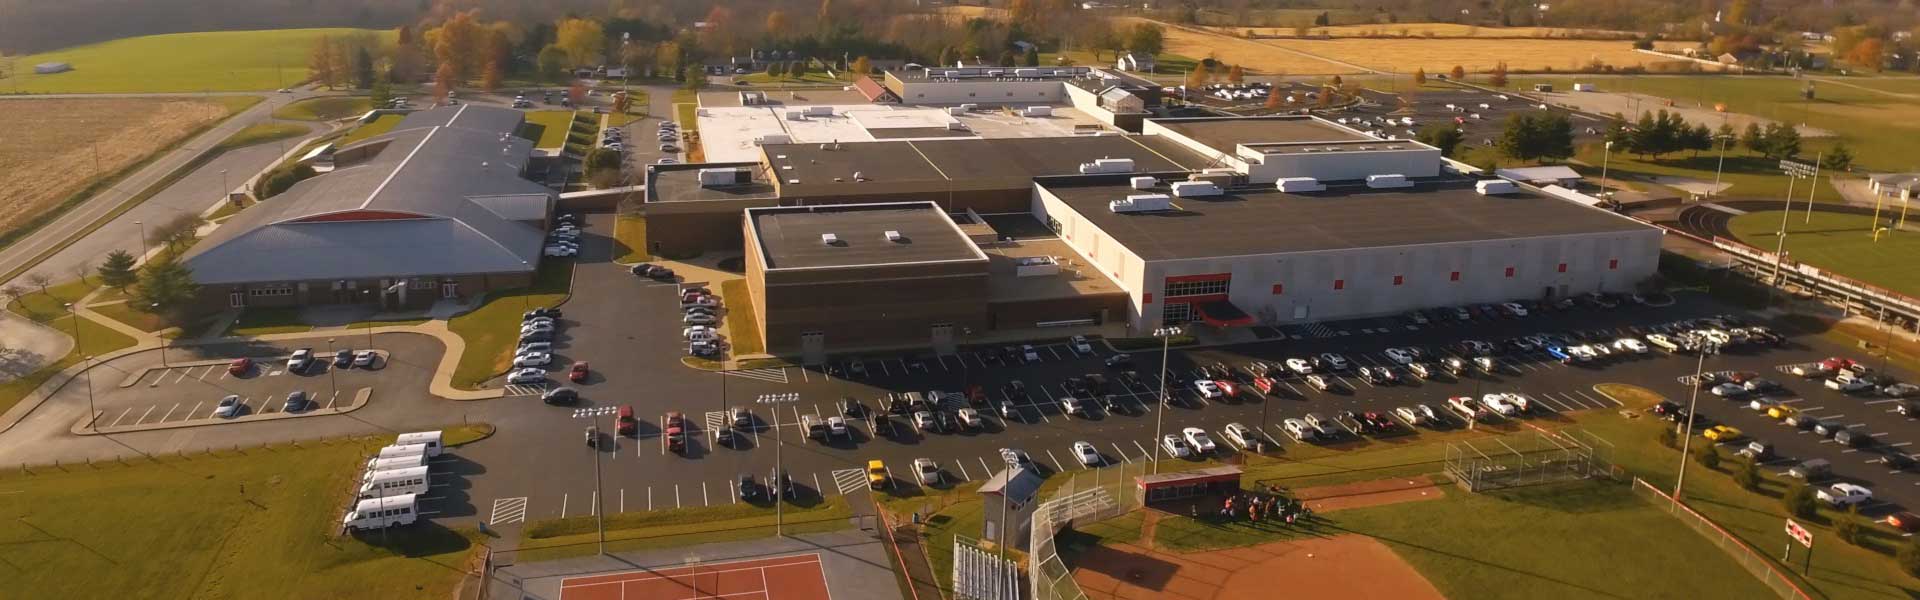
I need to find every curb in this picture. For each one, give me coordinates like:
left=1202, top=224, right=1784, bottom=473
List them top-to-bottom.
left=73, top=387, right=372, bottom=435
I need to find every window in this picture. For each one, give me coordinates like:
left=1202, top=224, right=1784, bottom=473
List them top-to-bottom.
left=969, top=92, right=977, bottom=97
left=1608, top=259, right=1619, bottom=270
left=1557, top=263, right=1568, bottom=273
left=1504, top=267, right=1515, bottom=278
left=1450, top=271, right=1461, bottom=282
left=1392, top=275, right=1404, bottom=286
left=409, top=278, right=438, bottom=290
left=1164, top=279, right=1229, bottom=297
left=1333, top=279, right=1345, bottom=290
left=1271, top=283, right=1284, bottom=295
left=248, top=284, right=293, bottom=297
left=1143, top=293, right=1153, bottom=304
left=1161, top=302, right=1193, bottom=323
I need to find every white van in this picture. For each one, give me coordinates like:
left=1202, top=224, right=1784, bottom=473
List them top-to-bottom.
left=394, top=431, right=445, bottom=457
left=374, top=443, right=430, bottom=462
left=361, top=453, right=427, bottom=480
left=358, top=466, right=431, bottom=499
left=342, top=493, right=419, bottom=531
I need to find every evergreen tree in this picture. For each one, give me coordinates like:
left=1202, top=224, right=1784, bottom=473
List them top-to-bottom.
left=1415, top=123, right=1464, bottom=157
left=97, top=250, right=138, bottom=291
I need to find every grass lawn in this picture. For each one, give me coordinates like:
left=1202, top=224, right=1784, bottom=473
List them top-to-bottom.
left=5, top=28, right=393, bottom=94
left=1039, top=51, right=1202, bottom=76
left=735, top=71, right=848, bottom=85
left=1512, top=74, right=1920, bottom=173
left=672, top=89, right=705, bottom=162
left=271, top=96, right=372, bottom=121
left=519, top=110, right=576, bottom=150
left=338, top=113, right=404, bottom=146
left=214, top=122, right=309, bottom=152
left=1567, top=143, right=1846, bottom=203
left=208, top=197, right=253, bottom=222
left=1727, top=210, right=1920, bottom=299
left=613, top=214, right=649, bottom=263
left=447, top=260, right=573, bottom=389
left=0, top=278, right=138, bottom=424
left=718, top=279, right=763, bottom=356
left=87, top=300, right=170, bottom=332
left=224, top=307, right=315, bottom=336
left=0, top=437, right=479, bottom=598
left=519, top=497, right=851, bottom=562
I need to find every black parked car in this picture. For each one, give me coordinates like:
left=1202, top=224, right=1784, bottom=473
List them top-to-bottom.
left=523, top=308, right=562, bottom=320
left=333, top=349, right=353, bottom=367
left=1105, top=353, right=1134, bottom=368
left=542, top=387, right=579, bottom=405
left=840, top=397, right=864, bottom=418
left=737, top=473, right=760, bottom=501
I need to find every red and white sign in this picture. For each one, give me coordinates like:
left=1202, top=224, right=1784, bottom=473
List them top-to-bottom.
left=1785, top=519, right=1813, bottom=548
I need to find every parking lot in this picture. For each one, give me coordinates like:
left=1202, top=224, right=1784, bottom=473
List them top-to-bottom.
left=1339, top=86, right=1606, bottom=149
left=437, top=271, right=1920, bottom=530
left=76, top=335, right=442, bottom=432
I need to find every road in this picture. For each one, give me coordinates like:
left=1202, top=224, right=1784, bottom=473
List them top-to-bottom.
left=0, top=90, right=328, bottom=286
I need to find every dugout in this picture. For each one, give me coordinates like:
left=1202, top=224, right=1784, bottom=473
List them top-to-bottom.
left=1134, top=466, right=1243, bottom=506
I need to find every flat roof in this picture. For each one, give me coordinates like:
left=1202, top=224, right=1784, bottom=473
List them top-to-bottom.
left=1155, top=116, right=1373, bottom=155
left=764, top=135, right=1210, bottom=198
left=648, top=164, right=779, bottom=203
left=1042, top=178, right=1659, bottom=261
left=748, top=202, right=986, bottom=269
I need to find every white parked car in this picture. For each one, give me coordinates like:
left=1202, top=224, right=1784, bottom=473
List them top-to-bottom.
left=543, top=246, right=578, bottom=257
left=1501, top=302, right=1529, bottom=317
left=683, top=313, right=717, bottom=325
left=520, top=322, right=555, bottom=335
left=684, top=326, right=718, bottom=341
left=1070, top=336, right=1094, bottom=355
left=1613, top=337, right=1649, bottom=354
left=1022, top=345, right=1041, bottom=363
left=1383, top=347, right=1416, bottom=364
left=513, top=352, right=553, bottom=367
left=1318, top=353, right=1350, bottom=371
left=1284, top=358, right=1313, bottom=375
left=506, top=368, right=546, bottom=384
left=1305, top=374, right=1332, bottom=391
left=1828, top=376, right=1874, bottom=393
left=1191, top=380, right=1223, bottom=399
left=1480, top=393, right=1518, bottom=416
left=214, top=394, right=244, bottom=418
left=1061, top=397, right=1088, bottom=416
left=1393, top=406, right=1423, bottom=425
left=957, top=408, right=983, bottom=428
left=1282, top=418, right=1316, bottom=441
left=1222, top=423, right=1254, bottom=448
left=1182, top=427, right=1216, bottom=453
left=1160, top=435, right=1192, bottom=458
left=1072, top=441, right=1102, bottom=466
left=913, top=458, right=941, bottom=485
left=1817, top=483, right=1873, bottom=507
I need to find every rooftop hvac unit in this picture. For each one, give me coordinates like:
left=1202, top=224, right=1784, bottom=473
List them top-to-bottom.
left=1015, top=68, right=1041, bottom=78
left=959, top=103, right=978, bottom=111
left=1023, top=105, right=1053, bottom=117
left=807, top=106, right=833, bottom=116
left=948, top=107, right=968, bottom=116
left=785, top=110, right=807, bottom=121
left=947, top=122, right=969, bottom=130
left=753, top=133, right=792, bottom=146
left=1077, top=157, right=1136, bottom=174
left=698, top=167, right=751, bottom=187
left=1200, top=168, right=1237, bottom=175
left=1189, top=172, right=1235, bottom=188
left=1366, top=174, right=1414, bottom=189
left=1129, top=176, right=1156, bottom=190
left=1275, top=177, right=1326, bottom=192
left=1476, top=180, right=1519, bottom=195
left=1170, top=181, right=1223, bottom=198
left=1110, top=193, right=1172, bottom=213
left=885, top=230, right=904, bottom=242
left=821, top=233, right=841, bottom=245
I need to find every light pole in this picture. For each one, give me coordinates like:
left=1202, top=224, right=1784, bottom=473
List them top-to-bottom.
left=1712, top=129, right=1730, bottom=196
left=1598, top=141, right=1613, bottom=199
left=1767, top=173, right=1798, bottom=307
left=134, top=221, right=149, bottom=263
left=152, top=303, right=168, bottom=367
left=1151, top=326, right=1182, bottom=475
left=326, top=338, right=338, bottom=407
left=1673, top=343, right=1717, bottom=500
left=83, top=354, right=97, bottom=433
left=759, top=392, right=796, bottom=535
left=998, top=454, right=1018, bottom=562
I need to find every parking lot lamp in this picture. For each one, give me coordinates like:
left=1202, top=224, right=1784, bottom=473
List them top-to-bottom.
left=1598, top=141, right=1613, bottom=200
left=133, top=221, right=148, bottom=262
left=151, top=303, right=167, bottom=367
left=1151, top=326, right=1182, bottom=475
left=327, top=338, right=337, bottom=404
left=1673, top=343, right=1716, bottom=500
left=84, top=355, right=97, bottom=433
left=758, top=393, right=793, bottom=535
left=999, top=454, right=1018, bottom=562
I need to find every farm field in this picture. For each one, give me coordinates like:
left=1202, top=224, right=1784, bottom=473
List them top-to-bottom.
left=1113, top=18, right=1360, bottom=75
left=1209, top=22, right=1637, bottom=39
left=1, top=28, right=392, bottom=94
left=1258, top=37, right=1690, bottom=74
left=271, top=96, right=373, bottom=121
left=0, top=97, right=234, bottom=239
left=1728, top=210, right=1920, bottom=299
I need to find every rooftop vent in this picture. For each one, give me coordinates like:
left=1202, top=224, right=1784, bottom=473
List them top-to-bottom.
left=1365, top=174, right=1414, bottom=189
left=1129, top=176, right=1156, bottom=190
left=1275, top=177, right=1326, bottom=193
left=1476, top=179, right=1519, bottom=195
left=1170, top=181, right=1223, bottom=198
left=1110, top=193, right=1172, bottom=213
left=885, top=230, right=904, bottom=242
left=821, top=233, right=841, bottom=245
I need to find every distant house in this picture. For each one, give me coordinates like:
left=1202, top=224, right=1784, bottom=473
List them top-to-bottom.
left=1116, top=52, right=1155, bottom=72
left=33, top=62, right=71, bottom=74
left=1870, top=173, right=1920, bottom=201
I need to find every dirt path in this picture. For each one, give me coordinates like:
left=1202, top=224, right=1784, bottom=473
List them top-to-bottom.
left=1808, top=76, right=1920, bottom=101
left=1292, top=476, right=1447, bottom=513
left=1073, top=534, right=1444, bottom=600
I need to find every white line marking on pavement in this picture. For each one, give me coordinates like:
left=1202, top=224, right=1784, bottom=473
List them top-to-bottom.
left=159, top=403, right=180, bottom=422
left=134, top=405, right=156, bottom=425
left=109, top=407, right=132, bottom=427
left=1112, top=443, right=1132, bottom=463
left=1045, top=449, right=1068, bottom=472
left=955, top=461, right=972, bottom=481
left=676, top=484, right=682, bottom=509
left=560, top=493, right=569, bottom=518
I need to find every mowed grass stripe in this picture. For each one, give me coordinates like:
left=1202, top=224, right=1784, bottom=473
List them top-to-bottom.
left=8, top=28, right=393, bottom=94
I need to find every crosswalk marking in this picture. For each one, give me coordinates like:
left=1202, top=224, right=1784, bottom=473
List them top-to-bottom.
left=729, top=368, right=790, bottom=384
left=504, top=383, right=547, bottom=396
left=705, top=411, right=729, bottom=432
left=830, top=468, right=868, bottom=495
left=489, top=497, right=529, bottom=524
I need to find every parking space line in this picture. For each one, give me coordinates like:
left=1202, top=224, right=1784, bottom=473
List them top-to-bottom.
left=196, top=366, right=213, bottom=381
left=800, top=367, right=809, bottom=383
left=171, top=369, right=190, bottom=385
left=218, top=369, right=231, bottom=381
left=145, top=370, right=163, bottom=387
left=326, top=390, right=340, bottom=409
left=1574, top=390, right=1616, bottom=407
left=260, top=394, right=278, bottom=413
left=1535, top=394, right=1576, bottom=412
left=187, top=401, right=206, bottom=419
left=159, top=403, right=180, bottom=422
left=134, top=405, right=156, bottom=425
left=108, top=407, right=132, bottom=427
left=1132, top=439, right=1150, bottom=460
left=1111, top=443, right=1132, bottom=463
left=1045, top=449, right=1069, bottom=472
left=977, top=456, right=993, bottom=477
left=955, top=460, right=972, bottom=481
left=811, top=473, right=824, bottom=497
left=730, top=480, right=738, bottom=504
left=703, top=481, right=710, bottom=506
left=676, top=484, right=682, bottom=508
left=648, top=487, right=654, bottom=511
left=620, top=489, right=626, bottom=513
left=589, top=491, right=598, bottom=516
left=561, top=493, right=569, bottom=518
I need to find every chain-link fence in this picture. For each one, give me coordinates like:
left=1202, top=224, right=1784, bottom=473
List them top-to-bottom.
left=1443, top=428, right=1615, bottom=492
left=1029, top=461, right=1150, bottom=600
left=1630, top=477, right=1813, bottom=600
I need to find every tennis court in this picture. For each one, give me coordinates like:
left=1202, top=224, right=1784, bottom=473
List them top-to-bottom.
left=558, top=553, right=833, bottom=600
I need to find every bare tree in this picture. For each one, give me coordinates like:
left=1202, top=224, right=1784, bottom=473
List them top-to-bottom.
left=74, top=259, right=93, bottom=285
left=23, top=273, right=51, bottom=298
left=0, top=284, right=24, bottom=310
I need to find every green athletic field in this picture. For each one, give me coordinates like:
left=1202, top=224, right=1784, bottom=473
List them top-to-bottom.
left=4, top=28, right=391, bottom=94
left=1729, top=209, right=1920, bottom=299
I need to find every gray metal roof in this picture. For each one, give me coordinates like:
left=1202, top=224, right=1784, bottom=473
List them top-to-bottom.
left=185, top=105, right=552, bottom=285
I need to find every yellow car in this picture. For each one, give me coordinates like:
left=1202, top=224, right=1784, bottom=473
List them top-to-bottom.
left=1768, top=405, right=1798, bottom=420
left=1703, top=425, right=1743, bottom=442
left=867, top=459, right=889, bottom=490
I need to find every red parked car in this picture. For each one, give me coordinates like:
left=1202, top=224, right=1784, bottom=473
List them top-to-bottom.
left=227, top=358, right=252, bottom=376
left=569, top=361, right=590, bottom=383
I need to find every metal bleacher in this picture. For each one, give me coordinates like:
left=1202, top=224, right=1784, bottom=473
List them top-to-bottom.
left=954, top=535, right=1023, bottom=600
